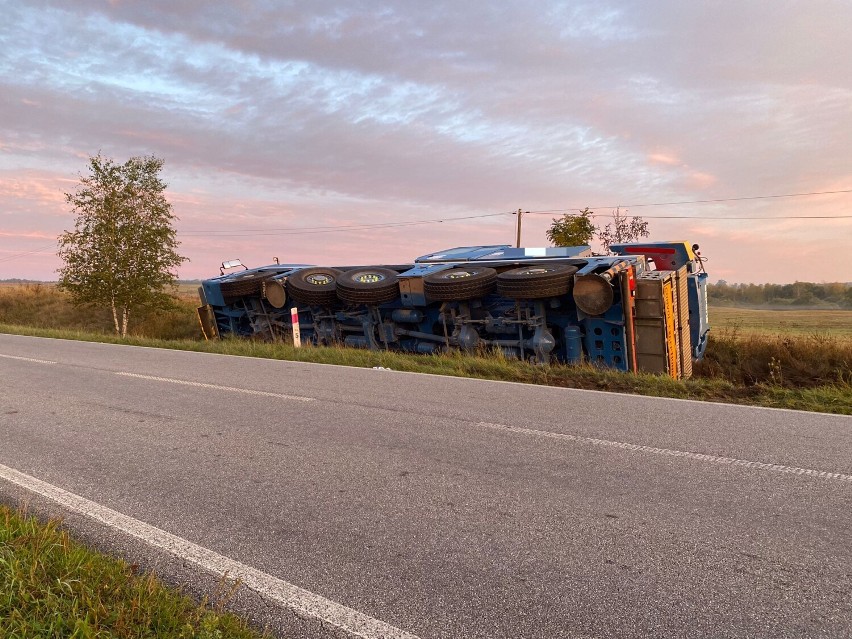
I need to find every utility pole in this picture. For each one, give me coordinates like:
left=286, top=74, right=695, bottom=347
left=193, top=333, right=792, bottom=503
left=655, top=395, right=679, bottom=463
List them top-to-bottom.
left=515, top=208, right=524, bottom=248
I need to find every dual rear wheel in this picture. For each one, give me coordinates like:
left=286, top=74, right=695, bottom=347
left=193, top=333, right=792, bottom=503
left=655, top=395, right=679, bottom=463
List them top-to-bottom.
left=282, top=262, right=580, bottom=306
left=422, top=264, right=578, bottom=301
left=286, top=266, right=402, bottom=306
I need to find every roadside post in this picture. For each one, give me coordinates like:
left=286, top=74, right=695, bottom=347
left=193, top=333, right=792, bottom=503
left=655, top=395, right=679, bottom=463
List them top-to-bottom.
left=291, top=307, right=301, bottom=347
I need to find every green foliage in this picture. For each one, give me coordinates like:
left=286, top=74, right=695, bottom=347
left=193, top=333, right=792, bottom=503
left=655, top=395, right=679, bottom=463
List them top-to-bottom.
left=58, top=154, right=187, bottom=337
left=546, top=207, right=596, bottom=247
left=546, top=207, right=651, bottom=253
left=597, top=207, right=649, bottom=252
left=0, top=506, right=265, bottom=638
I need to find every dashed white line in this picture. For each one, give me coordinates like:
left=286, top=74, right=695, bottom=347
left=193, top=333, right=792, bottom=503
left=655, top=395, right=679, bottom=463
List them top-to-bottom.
left=0, top=353, right=56, bottom=364
left=115, top=372, right=314, bottom=402
left=476, top=422, right=852, bottom=483
left=0, top=463, right=421, bottom=639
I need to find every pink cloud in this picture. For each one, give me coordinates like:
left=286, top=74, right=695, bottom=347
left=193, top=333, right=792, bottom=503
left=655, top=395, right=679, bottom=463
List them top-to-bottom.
left=2, top=1, right=851, bottom=286
left=648, top=151, right=680, bottom=165
left=0, top=170, right=71, bottom=206
left=684, top=170, right=717, bottom=189
left=0, top=231, right=57, bottom=240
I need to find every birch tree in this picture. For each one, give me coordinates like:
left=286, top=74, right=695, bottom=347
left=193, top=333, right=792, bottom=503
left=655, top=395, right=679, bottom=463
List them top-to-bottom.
left=58, top=154, right=187, bottom=336
left=597, top=207, right=650, bottom=253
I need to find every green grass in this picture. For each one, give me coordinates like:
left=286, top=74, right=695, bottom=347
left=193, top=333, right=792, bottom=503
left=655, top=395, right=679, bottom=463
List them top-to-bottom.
left=2, top=323, right=850, bottom=415
left=0, top=505, right=266, bottom=639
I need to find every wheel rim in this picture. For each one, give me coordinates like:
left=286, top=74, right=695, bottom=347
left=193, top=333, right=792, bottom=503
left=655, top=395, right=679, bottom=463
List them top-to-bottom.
left=353, top=272, right=387, bottom=284
left=306, top=273, right=334, bottom=286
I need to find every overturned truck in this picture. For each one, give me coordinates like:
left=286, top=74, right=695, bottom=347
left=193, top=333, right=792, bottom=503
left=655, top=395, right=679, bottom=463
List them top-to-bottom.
left=197, top=241, right=709, bottom=379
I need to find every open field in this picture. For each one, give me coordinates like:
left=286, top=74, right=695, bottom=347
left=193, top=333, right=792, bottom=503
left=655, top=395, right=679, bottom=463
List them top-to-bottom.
left=710, top=306, right=852, bottom=339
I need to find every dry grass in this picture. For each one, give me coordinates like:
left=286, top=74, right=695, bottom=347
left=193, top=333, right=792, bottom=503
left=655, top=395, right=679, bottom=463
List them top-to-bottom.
left=0, top=283, right=199, bottom=340
left=710, top=306, right=852, bottom=339
left=696, top=328, right=852, bottom=387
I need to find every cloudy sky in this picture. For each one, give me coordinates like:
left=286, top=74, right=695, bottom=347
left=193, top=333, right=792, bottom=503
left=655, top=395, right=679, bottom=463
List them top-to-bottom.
left=1, top=0, right=850, bottom=283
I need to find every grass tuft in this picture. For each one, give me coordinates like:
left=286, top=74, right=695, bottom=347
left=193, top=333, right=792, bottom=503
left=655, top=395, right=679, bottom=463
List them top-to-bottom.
left=696, top=328, right=852, bottom=388
left=0, top=505, right=266, bottom=638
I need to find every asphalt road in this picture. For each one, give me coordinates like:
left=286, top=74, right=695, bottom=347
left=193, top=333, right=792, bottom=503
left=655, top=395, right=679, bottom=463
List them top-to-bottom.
left=1, top=333, right=851, bottom=638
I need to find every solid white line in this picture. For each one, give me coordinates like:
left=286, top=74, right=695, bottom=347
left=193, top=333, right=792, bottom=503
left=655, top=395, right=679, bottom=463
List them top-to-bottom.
left=0, top=353, right=56, bottom=364
left=115, top=372, right=314, bottom=402
left=476, top=422, right=852, bottom=483
left=0, top=463, right=421, bottom=639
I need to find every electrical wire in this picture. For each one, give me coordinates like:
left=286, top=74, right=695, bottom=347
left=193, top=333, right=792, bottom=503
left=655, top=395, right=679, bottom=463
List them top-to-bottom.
left=4, top=188, right=851, bottom=252
left=179, top=188, right=852, bottom=237
left=524, top=188, right=852, bottom=213
left=180, top=211, right=511, bottom=237
left=553, top=214, right=852, bottom=220
left=0, top=242, right=58, bottom=264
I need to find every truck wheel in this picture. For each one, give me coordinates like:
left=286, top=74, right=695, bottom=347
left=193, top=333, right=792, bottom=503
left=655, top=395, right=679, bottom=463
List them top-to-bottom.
left=497, top=264, right=578, bottom=299
left=423, top=266, right=497, bottom=301
left=286, top=267, right=342, bottom=306
left=336, top=267, right=400, bottom=305
left=220, top=271, right=268, bottom=303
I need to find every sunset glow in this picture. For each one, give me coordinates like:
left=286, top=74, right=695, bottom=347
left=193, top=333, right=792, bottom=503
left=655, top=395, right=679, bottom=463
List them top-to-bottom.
left=1, top=1, right=850, bottom=283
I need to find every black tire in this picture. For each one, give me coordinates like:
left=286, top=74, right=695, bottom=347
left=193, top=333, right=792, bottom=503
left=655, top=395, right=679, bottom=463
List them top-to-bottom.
left=497, top=264, right=578, bottom=299
left=423, top=266, right=497, bottom=301
left=286, top=267, right=342, bottom=306
left=336, top=267, right=400, bottom=305
left=220, top=271, right=268, bottom=303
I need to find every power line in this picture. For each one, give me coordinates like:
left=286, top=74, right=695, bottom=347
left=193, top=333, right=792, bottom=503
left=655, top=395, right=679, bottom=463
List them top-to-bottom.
left=4, top=188, right=851, bottom=251
left=180, top=188, right=852, bottom=237
left=526, top=188, right=852, bottom=213
left=180, top=211, right=510, bottom=237
left=528, top=212, right=852, bottom=220
left=0, top=242, right=58, bottom=264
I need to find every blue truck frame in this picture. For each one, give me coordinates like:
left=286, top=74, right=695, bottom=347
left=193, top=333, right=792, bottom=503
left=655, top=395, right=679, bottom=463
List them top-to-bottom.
left=197, top=241, right=709, bottom=376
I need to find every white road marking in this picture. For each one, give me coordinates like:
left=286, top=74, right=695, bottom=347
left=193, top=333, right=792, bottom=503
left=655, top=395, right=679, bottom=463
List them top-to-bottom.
left=0, top=353, right=56, bottom=364
left=115, top=372, right=314, bottom=402
left=476, top=422, right=852, bottom=483
left=0, top=463, right=421, bottom=639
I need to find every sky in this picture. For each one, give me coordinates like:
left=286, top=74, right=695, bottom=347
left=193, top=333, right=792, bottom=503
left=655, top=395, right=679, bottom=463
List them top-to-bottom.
left=1, top=0, right=850, bottom=284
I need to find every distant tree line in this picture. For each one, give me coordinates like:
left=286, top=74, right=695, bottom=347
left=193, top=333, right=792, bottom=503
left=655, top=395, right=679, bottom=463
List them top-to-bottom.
left=708, top=281, right=852, bottom=308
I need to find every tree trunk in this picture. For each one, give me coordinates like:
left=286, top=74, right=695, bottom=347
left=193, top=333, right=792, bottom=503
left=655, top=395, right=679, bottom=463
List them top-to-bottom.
left=111, top=303, right=121, bottom=335
left=121, top=307, right=130, bottom=338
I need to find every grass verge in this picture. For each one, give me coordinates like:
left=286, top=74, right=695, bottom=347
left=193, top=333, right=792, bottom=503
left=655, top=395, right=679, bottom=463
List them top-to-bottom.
left=2, top=323, right=850, bottom=415
left=0, top=504, right=266, bottom=638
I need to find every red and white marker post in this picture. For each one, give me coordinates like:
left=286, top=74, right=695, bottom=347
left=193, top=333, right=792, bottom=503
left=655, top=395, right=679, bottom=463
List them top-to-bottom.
left=290, top=307, right=301, bottom=347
